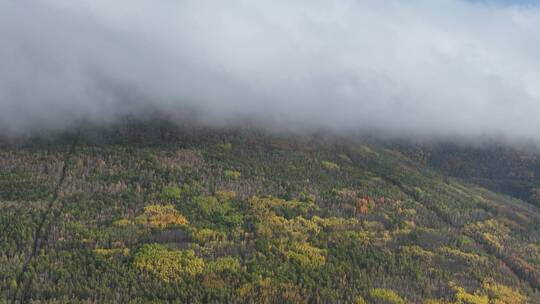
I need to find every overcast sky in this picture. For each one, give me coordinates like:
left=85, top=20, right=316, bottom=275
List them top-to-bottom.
left=1, top=0, right=540, bottom=140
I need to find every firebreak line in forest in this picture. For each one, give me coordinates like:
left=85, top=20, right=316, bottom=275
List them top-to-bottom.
left=11, top=132, right=80, bottom=304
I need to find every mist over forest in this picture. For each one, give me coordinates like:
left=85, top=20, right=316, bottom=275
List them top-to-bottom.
left=2, top=0, right=540, bottom=142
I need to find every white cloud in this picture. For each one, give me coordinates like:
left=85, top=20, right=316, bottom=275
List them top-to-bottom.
left=1, top=0, right=540, bottom=139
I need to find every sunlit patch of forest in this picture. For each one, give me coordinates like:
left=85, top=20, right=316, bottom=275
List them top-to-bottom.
left=1, top=123, right=539, bottom=303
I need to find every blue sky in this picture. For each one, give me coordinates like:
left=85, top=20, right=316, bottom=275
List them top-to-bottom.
left=479, top=0, right=540, bottom=5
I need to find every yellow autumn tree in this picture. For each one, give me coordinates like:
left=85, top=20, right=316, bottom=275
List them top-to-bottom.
left=321, top=160, right=339, bottom=170
left=135, top=204, right=189, bottom=228
left=283, top=242, right=326, bottom=268
left=133, top=244, right=204, bottom=282
left=482, top=279, right=527, bottom=304
left=452, top=285, right=488, bottom=304
left=369, top=288, right=407, bottom=304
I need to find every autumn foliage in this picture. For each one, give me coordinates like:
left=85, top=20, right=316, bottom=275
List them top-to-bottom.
left=135, top=204, right=189, bottom=228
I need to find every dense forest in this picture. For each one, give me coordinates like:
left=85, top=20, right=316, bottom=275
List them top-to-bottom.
left=1, top=122, right=539, bottom=303
left=396, top=142, right=540, bottom=209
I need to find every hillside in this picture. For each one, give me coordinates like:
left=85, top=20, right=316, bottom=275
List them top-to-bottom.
left=1, top=124, right=539, bottom=303
left=397, top=142, right=540, bottom=208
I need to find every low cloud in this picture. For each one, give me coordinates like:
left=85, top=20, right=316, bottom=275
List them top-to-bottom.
left=1, top=0, right=540, bottom=140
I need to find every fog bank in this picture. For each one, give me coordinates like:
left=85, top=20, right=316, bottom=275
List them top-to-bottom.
left=1, top=0, right=540, bottom=140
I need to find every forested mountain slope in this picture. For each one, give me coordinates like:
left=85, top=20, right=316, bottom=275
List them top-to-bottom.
left=1, top=124, right=539, bottom=303
left=397, top=142, right=540, bottom=209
